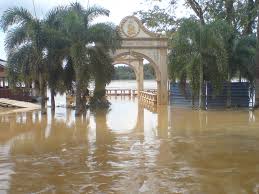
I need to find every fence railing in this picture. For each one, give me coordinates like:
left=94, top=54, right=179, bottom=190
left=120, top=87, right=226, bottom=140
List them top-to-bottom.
left=139, top=91, right=157, bottom=105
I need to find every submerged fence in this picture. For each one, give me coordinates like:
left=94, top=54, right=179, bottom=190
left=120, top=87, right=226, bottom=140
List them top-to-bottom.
left=170, top=82, right=251, bottom=108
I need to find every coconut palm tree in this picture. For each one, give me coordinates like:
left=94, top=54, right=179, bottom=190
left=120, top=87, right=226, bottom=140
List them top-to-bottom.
left=1, top=7, right=48, bottom=114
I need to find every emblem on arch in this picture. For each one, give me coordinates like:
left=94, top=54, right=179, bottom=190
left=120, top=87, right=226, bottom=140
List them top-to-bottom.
left=119, top=16, right=160, bottom=39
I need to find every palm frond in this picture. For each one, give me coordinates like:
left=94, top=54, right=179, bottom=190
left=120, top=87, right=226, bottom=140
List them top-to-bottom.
left=85, top=5, right=110, bottom=22
left=44, top=6, right=66, bottom=28
left=1, top=7, right=33, bottom=31
left=88, top=22, right=121, bottom=52
left=4, top=24, right=29, bottom=52
left=7, top=43, right=35, bottom=86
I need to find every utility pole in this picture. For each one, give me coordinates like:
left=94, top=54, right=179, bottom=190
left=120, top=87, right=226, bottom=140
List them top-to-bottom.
left=32, top=0, right=37, bottom=18
left=87, top=0, right=90, bottom=9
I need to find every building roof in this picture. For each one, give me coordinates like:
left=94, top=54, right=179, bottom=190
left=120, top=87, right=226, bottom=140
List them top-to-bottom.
left=0, top=59, right=6, bottom=68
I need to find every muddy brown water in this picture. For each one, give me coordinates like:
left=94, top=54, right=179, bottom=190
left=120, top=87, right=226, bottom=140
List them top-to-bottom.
left=1, top=97, right=259, bottom=194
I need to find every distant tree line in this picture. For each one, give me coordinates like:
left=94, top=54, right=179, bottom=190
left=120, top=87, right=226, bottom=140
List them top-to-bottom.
left=112, top=64, right=155, bottom=80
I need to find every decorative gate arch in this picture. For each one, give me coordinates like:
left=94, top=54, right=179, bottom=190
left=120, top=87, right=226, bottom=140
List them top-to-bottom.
left=112, top=16, right=168, bottom=105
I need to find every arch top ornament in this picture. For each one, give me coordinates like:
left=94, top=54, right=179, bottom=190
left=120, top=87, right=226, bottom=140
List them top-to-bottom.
left=118, top=16, right=162, bottom=39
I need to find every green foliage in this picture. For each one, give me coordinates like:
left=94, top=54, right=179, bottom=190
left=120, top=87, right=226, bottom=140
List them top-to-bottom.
left=165, top=0, right=257, bottom=103
left=47, top=2, right=121, bottom=113
left=134, top=5, right=176, bottom=33
left=169, top=18, right=229, bottom=95
left=231, top=34, right=257, bottom=82
left=112, top=64, right=155, bottom=80
left=144, top=64, right=156, bottom=79
left=112, top=66, right=136, bottom=80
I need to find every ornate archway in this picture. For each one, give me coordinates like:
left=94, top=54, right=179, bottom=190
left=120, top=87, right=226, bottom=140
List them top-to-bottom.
left=112, top=16, right=168, bottom=105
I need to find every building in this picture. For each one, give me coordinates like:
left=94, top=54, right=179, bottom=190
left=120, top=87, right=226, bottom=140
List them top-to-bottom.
left=0, top=59, right=8, bottom=88
left=0, top=59, right=35, bottom=102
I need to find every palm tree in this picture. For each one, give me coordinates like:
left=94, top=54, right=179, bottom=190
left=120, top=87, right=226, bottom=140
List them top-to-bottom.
left=52, top=3, right=120, bottom=115
left=255, top=5, right=259, bottom=107
left=1, top=7, right=48, bottom=114
left=43, top=10, right=71, bottom=111
left=169, top=19, right=229, bottom=108
left=88, top=23, right=120, bottom=106
left=232, top=35, right=256, bottom=83
left=89, top=46, right=114, bottom=108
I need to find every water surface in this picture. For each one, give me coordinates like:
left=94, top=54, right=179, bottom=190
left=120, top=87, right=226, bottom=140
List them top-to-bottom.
left=1, top=96, right=259, bottom=193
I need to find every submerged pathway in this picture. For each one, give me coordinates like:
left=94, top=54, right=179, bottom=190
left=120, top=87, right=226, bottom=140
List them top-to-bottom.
left=0, top=98, right=40, bottom=109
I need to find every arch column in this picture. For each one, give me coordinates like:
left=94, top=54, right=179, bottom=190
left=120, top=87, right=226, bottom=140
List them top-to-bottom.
left=157, top=48, right=168, bottom=105
left=137, top=59, right=144, bottom=95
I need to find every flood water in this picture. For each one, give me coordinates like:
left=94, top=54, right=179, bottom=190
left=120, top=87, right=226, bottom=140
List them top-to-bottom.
left=1, top=96, right=259, bottom=193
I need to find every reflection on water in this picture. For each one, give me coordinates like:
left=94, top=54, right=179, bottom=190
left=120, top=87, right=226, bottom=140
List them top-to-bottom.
left=47, top=80, right=157, bottom=107
left=1, top=97, right=259, bottom=193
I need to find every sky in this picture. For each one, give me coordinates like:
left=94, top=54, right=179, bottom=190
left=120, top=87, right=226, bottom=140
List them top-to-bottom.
left=0, top=0, right=189, bottom=60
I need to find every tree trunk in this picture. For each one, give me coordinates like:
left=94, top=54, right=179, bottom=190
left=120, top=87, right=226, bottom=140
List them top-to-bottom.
left=186, top=0, right=205, bottom=25
left=186, top=0, right=206, bottom=110
left=225, top=0, right=234, bottom=109
left=225, top=0, right=234, bottom=23
left=255, top=9, right=259, bottom=107
left=199, top=60, right=205, bottom=109
left=75, top=69, right=82, bottom=116
left=226, top=71, right=231, bottom=108
left=40, top=74, right=47, bottom=115
left=90, top=77, right=110, bottom=109
left=94, top=78, right=106, bottom=100
left=50, top=88, right=55, bottom=111
left=81, top=88, right=89, bottom=110
left=192, top=93, right=195, bottom=108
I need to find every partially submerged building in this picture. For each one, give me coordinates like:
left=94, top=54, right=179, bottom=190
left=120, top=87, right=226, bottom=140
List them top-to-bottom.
left=0, top=59, right=8, bottom=88
left=0, top=59, right=34, bottom=102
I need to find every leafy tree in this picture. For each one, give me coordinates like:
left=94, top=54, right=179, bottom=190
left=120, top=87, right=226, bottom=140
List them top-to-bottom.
left=134, top=5, right=177, bottom=33
left=112, top=64, right=155, bottom=80
left=144, top=64, right=156, bottom=79
left=113, top=66, right=136, bottom=80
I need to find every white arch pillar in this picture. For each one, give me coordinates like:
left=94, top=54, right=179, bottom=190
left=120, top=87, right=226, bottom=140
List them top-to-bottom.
left=157, top=48, right=168, bottom=105
left=137, top=59, right=144, bottom=94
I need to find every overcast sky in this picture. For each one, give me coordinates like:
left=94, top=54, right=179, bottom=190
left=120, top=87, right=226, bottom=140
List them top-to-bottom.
left=0, top=0, right=189, bottom=60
